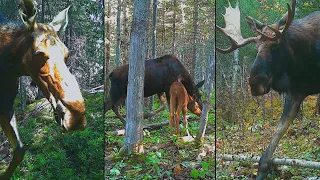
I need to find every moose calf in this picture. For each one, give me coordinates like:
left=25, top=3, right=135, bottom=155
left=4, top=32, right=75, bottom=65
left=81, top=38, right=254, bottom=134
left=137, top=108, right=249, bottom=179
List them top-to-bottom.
left=169, top=82, right=201, bottom=136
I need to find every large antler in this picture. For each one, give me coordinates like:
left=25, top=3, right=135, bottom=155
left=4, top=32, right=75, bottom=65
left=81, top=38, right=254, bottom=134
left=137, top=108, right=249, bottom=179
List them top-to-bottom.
left=216, top=0, right=257, bottom=54
left=256, top=0, right=296, bottom=41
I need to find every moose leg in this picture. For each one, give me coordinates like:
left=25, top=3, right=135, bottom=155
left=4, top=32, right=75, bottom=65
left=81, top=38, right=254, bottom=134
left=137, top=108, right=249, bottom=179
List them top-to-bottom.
left=144, top=93, right=166, bottom=118
left=256, top=93, right=304, bottom=180
left=112, top=96, right=126, bottom=126
left=169, top=97, right=175, bottom=135
left=175, top=106, right=183, bottom=135
left=182, top=106, right=190, bottom=136
left=0, top=112, right=26, bottom=180
left=169, top=112, right=174, bottom=135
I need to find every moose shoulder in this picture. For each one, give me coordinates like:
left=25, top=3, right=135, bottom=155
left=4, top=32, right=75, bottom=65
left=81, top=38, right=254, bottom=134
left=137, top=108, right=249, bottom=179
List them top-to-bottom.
left=217, top=0, right=320, bottom=179
left=104, top=54, right=205, bottom=125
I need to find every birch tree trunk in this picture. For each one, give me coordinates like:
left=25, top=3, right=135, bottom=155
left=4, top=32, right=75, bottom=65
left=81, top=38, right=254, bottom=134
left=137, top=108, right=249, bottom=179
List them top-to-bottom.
left=104, top=0, right=111, bottom=113
left=115, top=0, right=122, bottom=67
left=121, top=0, right=151, bottom=155
left=196, top=43, right=215, bottom=142
left=231, top=49, right=239, bottom=120
left=232, top=49, right=239, bottom=94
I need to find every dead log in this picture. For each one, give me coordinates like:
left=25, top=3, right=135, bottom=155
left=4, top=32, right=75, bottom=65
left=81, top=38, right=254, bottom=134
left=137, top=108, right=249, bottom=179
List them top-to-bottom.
left=86, top=85, right=104, bottom=94
left=22, top=100, right=52, bottom=121
left=106, top=115, right=197, bottom=136
left=217, top=154, right=320, bottom=169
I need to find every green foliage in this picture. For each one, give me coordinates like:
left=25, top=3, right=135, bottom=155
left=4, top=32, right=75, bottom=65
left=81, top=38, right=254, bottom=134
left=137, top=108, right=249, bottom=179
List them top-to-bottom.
left=5, top=93, right=104, bottom=179
left=105, top=94, right=215, bottom=179
left=190, top=161, right=214, bottom=179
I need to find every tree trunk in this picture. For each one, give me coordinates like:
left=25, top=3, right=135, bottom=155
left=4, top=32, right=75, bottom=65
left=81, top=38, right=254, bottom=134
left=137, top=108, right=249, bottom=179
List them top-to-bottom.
left=41, top=0, right=45, bottom=23
left=104, top=0, right=111, bottom=112
left=115, top=0, right=122, bottom=67
left=121, top=0, right=151, bottom=155
left=121, top=0, right=129, bottom=64
left=147, top=0, right=158, bottom=113
left=162, top=0, right=166, bottom=54
left=171, top=0, right=176, bottom=54
left=191, top=0, right=198, bottom=77
left=196, top=43, right=215, bottom=142
left=231, top=49, right=239, bottom=120
left=232, top=49, right=239, bottom=94
left=19, top=77, right=27, bottom=112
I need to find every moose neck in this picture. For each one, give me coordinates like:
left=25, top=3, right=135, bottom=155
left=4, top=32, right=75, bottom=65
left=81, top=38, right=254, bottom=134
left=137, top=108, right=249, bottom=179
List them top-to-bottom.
left=271, top=17, right=320, bottom=95
left=0, top=23, right=32, bottom=78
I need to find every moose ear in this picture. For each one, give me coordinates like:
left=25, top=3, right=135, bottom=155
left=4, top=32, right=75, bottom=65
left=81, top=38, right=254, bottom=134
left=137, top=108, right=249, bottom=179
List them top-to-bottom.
left=19, top=0, right=38, bottom=30
left=49, top=5, right=71, bottom=32
left=246, top=16, right=265, bottom=32
left=195, top=80, right=205, bottom=89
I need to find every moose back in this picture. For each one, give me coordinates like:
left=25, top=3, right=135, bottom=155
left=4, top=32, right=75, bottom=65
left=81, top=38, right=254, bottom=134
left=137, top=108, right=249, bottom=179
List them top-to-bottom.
left=104, top=54, right=204, bottom=125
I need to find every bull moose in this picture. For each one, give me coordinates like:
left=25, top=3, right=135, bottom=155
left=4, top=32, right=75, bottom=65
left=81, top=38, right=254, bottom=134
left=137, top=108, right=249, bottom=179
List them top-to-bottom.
left=0, top=0, right=86, bottom=179
left=217, top=0, right=319, bottom=179
left=104, top=54, right=205, bottom=125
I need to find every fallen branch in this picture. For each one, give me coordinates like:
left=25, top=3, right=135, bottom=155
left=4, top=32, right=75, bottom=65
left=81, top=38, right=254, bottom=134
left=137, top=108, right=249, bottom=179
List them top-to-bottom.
left=86, top=85, right=104, bottom=94
left=22, top=100, right=52, bottom=122
left=106, top=116, right=197, bottom=136
left=217, top=154, right=320, bottom=169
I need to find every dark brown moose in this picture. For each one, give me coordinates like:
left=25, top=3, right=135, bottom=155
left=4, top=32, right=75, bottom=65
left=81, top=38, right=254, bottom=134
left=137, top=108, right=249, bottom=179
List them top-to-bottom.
left=0, top=0, right=86, bottom=179
left=217, top=0, right=319, bottom=179
left=104, top=54, right=205, bottom=125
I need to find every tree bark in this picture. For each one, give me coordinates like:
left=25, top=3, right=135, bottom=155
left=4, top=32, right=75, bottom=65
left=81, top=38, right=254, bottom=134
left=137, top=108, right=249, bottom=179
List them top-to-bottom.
left=104, top=0, right=111, bottom=112
left=115, top=0, right=122, bottom=67
left=121, top=0, right=151, bottom=155
left=121, top=0, right=129, bottom=64
left=147, top=0, right=158, bottom=113
left=161, top=0, right=166, bottom=54
left=171, top=0, right=176, bottom=54
left=191, top=0, right=198, bottom=77
left=196, top=44, right=215, bottom=142
left=19, top=77, right=27, bottom=112
left=217, top=154, right=320, bottom=169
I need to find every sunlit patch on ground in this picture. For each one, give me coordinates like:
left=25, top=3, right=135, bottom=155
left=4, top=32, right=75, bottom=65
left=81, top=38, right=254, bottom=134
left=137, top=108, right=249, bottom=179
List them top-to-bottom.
left=217, top=93, right=320, bottom=179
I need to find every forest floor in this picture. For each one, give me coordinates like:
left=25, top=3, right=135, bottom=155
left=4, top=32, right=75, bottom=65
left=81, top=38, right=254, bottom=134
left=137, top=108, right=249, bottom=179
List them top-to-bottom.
left=0, top=93, right=104, bottom=179
left=216, top=94, right=320, bottom=179
left=104, top=95, right=215, bottom=180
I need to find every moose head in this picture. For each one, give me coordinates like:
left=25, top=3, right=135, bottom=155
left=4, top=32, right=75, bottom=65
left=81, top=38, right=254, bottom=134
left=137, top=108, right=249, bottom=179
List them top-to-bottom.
left=18, top=0, right=86, bottom=131
left=217, top=0, right=296, bottom=96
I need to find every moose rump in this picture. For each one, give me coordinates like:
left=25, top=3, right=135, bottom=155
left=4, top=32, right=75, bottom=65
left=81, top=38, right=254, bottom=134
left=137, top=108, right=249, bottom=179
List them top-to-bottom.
left=104, top=54, right=204, bottom=125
